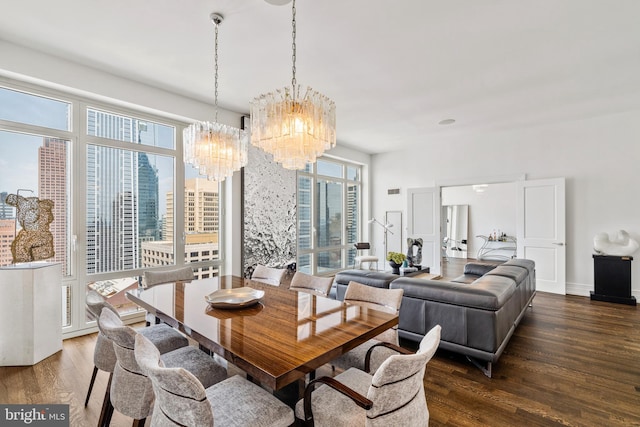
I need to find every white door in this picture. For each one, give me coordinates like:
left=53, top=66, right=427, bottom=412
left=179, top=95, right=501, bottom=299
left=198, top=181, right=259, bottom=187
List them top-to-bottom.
left=517, top=178, right=566, bottom=294
left=407, top=187, right=441, bottom=274
left=385, top=211, right=403, bottom=255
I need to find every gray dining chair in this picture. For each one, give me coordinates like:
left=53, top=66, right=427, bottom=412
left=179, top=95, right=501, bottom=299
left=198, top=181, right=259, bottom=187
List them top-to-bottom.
left=251, top=264, right=286, bottom=286
left=141, top=266, right=195, bottom=325
left=289, top=271, right=334, bottom=297
left=331, top=281, right=404, bottom=373
left=84, top=290, right=190, bottom=426
left=99, top=307, right=227, bottom=427
left=297, top=325, right=441, bottom=426
left=134, top=333, right=295, bottom=427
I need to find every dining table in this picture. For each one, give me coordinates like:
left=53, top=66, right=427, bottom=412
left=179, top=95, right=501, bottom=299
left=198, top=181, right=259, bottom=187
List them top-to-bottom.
left=126, top=275, right=398, bottom=395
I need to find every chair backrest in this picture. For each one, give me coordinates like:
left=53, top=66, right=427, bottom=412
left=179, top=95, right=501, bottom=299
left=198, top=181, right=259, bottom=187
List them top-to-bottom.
left=354, top=242, right=371, bottom=251
left=251, top=264, right=286, bottom=286
left=142, top=266, right=194, bottom=288
left=289, top=271, right=334, bottom=297
left=344, top=281, right=403, bottom=344
left=86, top=289, right=120, bottom=321
left=86, top=290, right=120, bottom=372
left=98, top=308, right=142, bottom=373
left=365, top=325, right=441, bottom=426
left=135, top=334, right=214, bottom=426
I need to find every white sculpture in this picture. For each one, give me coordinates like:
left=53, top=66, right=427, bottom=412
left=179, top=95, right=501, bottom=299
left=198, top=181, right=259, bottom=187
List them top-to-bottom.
left=593, top=230, right=639, bottom=256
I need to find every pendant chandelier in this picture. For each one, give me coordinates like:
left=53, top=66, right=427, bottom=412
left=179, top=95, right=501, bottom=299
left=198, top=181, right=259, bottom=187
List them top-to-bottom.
left=249, top=0, right=336, bottom=170
left=183, top=13, right=248, bottom=182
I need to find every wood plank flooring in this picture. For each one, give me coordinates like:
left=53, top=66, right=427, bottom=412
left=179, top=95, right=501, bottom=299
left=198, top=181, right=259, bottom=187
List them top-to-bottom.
left=2, top=270, right=639, bottom=426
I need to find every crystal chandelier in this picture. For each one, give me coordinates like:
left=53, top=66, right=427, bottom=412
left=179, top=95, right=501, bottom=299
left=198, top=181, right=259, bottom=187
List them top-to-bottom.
left=249, top=0, right=336, bottom=170
left=183, top=13, right=248, bottom=182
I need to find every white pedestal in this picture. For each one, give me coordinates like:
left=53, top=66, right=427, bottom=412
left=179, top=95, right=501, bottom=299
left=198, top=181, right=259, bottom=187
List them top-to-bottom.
left=0, top=262, right=63, bottom=365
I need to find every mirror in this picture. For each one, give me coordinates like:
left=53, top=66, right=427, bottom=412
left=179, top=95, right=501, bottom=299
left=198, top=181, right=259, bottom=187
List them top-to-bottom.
left=442, top=205, right=468, bottom=258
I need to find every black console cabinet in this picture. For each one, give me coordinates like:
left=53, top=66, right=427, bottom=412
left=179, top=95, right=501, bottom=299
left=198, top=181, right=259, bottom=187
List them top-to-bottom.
left=590, top=255, right=636, bottom=305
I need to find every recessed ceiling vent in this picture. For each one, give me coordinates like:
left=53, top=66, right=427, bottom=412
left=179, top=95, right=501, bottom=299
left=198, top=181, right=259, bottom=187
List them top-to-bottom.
left=388, top=188, right=400, bottom=195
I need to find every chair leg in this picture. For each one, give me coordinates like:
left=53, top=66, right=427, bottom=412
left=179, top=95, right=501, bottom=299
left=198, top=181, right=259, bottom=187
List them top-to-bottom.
left=85, top=366, right=98, bottom=407
left=98, top=372, right=113, bottom=427
left=132, top=418, right=146, bottom=427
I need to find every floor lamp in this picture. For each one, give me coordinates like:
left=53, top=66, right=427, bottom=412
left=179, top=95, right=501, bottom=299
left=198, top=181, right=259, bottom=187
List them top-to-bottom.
left=369, top=218, right=394, bottom=267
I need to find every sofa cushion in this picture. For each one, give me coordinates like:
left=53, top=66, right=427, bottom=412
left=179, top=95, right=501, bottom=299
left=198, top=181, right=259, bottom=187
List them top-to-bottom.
left=504, top=258, right=535, bottom=276
left=451, top=261, right=502, bottom=283
left=464, top=262, right=502, bottom=276
left=485, top=266, right=528, bottom=286
left=334, top=270, right=398, bottom=289
left=391, top=275, right=516, bottom=311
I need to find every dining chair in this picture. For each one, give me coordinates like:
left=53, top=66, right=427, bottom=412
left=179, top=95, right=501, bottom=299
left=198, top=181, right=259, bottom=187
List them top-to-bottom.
left=353, top=242, right=379, bottom=270
left=251, top=264, right=286, bottom=286
left=141, top=266, right=195, bottom=325
left=289, top=271, right=334, bottom=297
left=331, top=281, right=403, bottom=373
left=84, top=290, right=190, bottom=426
left=99, top=308, right=227, bottom=427
left=297, top=325, right=441, bottom=426
left=134, top=333, right=295, bottom=427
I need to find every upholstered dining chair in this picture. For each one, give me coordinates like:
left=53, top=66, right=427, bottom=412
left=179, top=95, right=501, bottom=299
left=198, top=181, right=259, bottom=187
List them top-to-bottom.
left=251, top=264, right=286, bottom=286
left=141, top=266, right=195, bottom=325
left=289, top=271, right=334, bottom=297
left=331, top=281, right=404, bottom=373
left=84, top=290, right=190, bottom=426
left=99, top=308, right=227, bottom=427
left=297, top=325, right=441, bottom=426
left=134, top=333, right=295, bottom=427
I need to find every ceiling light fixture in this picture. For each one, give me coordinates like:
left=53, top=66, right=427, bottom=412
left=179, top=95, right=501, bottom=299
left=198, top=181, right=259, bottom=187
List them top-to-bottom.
left=249, top=0, right=336, bottom=170
left=183, top=13, right=248, bottom=182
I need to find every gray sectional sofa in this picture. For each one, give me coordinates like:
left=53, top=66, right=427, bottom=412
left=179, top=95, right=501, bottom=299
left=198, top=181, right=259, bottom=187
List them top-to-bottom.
left=333, top=259, right=535, bottom=377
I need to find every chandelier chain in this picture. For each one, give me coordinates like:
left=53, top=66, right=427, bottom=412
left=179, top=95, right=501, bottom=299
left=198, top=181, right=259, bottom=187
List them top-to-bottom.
left=291, top=0, right=297, bottom=98
left=214, top=18, right=219, bottom=122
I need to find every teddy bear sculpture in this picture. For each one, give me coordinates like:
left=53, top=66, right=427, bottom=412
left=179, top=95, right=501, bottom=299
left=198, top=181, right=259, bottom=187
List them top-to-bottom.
left=5, top=193, right=55, bottom=263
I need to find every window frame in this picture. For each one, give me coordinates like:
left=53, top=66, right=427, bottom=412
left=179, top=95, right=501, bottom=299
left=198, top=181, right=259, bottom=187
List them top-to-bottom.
left=0, top=76, right=226, bottom=337
left=297, top=157, right=362, bottom=275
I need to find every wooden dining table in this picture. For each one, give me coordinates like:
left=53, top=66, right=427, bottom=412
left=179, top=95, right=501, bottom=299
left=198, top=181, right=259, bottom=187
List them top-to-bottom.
left=126, top=275, right=398, bottom=393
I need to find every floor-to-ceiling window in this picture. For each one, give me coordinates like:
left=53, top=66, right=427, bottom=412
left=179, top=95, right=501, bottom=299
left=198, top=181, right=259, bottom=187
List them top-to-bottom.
left=0, top=79, right=224, bottom=336
left=297, top=158, right=361, bottom=274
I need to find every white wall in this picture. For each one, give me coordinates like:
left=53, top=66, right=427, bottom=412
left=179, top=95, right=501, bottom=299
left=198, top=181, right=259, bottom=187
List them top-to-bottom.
left=371, top=110, right=640, bottom=298
left=442, top=183, right=517, bottom=257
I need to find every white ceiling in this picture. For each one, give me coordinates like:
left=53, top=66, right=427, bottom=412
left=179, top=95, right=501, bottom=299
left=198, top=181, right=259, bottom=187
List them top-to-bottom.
left=2, top=0, right=640, bottom=154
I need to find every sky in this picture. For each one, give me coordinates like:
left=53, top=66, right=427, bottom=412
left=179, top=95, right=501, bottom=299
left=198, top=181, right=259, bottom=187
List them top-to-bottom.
left=0, top=86, right=203, bottom=218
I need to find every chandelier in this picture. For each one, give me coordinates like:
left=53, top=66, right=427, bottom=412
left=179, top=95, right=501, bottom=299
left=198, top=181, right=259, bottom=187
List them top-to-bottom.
left=249, top=0, right=336, bottom=170
left=183, top=13, right=248, bottom=182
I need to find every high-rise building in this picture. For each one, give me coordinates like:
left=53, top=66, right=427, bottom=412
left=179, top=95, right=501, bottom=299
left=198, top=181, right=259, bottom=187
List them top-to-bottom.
left=85, top=110, right=151, bottom=273
left=38, top=137, right=67, bottom=273
left=138, top=152, right=159, bottom=242
left=143, top=178, right=219, bottom=276
left=165, top=178, right=219, bottom=242
left=0, top=191, right=14, bottom=219
left=0, top=219, right=15, bottom=266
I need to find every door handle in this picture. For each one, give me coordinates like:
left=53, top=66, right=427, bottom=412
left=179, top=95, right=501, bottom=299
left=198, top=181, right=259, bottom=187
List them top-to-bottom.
left=552, top=242, right=564, bottom=246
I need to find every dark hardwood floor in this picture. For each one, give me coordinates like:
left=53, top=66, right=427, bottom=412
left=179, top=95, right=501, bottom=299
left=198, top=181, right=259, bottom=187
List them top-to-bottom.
left=2, top=262, right=639, bottom=426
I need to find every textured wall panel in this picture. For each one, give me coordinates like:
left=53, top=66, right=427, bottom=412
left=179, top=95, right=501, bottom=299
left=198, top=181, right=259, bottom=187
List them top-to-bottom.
left=243, top=144, right=296, bottom=277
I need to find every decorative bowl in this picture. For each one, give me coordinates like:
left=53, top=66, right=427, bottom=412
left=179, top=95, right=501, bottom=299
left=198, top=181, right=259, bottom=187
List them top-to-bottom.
left=205, top=287, right=265, bottom=309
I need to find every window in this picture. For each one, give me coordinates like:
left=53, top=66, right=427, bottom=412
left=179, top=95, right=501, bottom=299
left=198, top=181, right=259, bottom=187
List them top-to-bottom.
left=0, top=78, right=224, bottom=336
left=297, top=158, right=361, bottom=274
